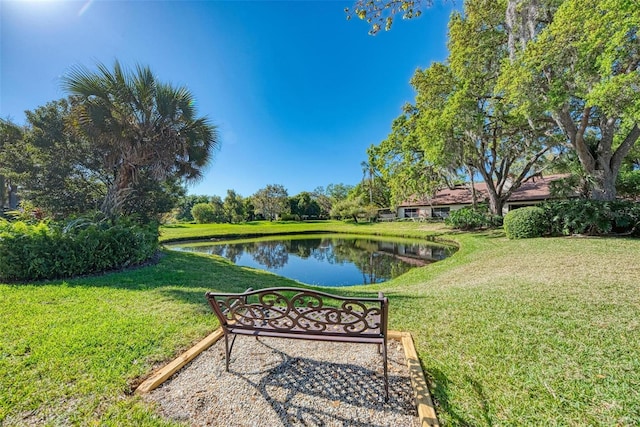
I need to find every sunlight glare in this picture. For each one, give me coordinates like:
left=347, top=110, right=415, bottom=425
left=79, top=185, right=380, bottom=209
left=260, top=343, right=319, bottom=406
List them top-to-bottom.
left=78, top=0, right=94, bottom=16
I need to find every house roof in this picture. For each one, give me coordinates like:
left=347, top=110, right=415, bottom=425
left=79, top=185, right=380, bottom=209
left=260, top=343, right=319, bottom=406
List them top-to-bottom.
left=399, top=174, right=566, bottom=207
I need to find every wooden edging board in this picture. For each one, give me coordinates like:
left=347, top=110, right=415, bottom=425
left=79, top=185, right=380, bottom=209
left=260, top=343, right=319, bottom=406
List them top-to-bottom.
left=135, top=328, right=439, bottom=427
left=135, top=328, right=223, bottom=394
left=388, top=330, right=440, bottom=427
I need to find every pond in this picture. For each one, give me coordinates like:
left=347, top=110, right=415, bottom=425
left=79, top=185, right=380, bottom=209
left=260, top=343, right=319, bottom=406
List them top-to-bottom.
left=167, top=234, right=456, bottom=287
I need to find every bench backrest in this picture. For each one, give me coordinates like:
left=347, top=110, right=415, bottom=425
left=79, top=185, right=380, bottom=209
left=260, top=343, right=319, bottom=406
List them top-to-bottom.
left=205, top=287, right=388, bottom=339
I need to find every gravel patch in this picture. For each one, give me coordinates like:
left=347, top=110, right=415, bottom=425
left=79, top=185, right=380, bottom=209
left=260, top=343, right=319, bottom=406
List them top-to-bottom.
left=145, top=336, right=419, bottom=426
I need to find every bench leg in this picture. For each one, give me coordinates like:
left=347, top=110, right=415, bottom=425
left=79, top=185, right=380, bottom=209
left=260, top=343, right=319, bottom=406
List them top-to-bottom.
left=224, top=333, right=238, bottom=372
left=382, top=341, right=389, bottom=402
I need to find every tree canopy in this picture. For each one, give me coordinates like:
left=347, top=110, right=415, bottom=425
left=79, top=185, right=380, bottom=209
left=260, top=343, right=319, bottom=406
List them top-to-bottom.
left=345, top=0, right=434, bottom=35
left=355, top=0, right=639, bottom=203
left=370, top=0, right=558, bottom=215
left=501, top=0, right=640, bottom=200
left=17, top=99, right=105, bottom=217
left=252, top=184, right=289, bottom=220
left=223, top=190, right=247, bottom=223
left=289, top=192, right=321, bottom=219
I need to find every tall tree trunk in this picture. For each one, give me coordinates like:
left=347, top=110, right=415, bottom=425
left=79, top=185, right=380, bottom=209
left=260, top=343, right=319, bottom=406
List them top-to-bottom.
left=555, top=108, right=640, bottom=201
left=467, top=165, right=478, bottom=209
left=477, top=168, right=506, bottom=216
left=101, top=169, right=134, bottom=218
left=590, top=170, right=617, bottom=201
left=7, top=179, right=18, bottom=210
left=487, top=191, right=504, bottom=217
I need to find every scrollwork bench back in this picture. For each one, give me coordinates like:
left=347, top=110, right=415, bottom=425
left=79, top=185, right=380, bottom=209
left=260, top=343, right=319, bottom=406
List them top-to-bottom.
left=205, top=287, right=389, bottom=400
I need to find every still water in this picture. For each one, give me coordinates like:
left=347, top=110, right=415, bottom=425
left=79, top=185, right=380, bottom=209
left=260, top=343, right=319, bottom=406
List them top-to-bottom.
left=168, top=234, right=455, bottom=287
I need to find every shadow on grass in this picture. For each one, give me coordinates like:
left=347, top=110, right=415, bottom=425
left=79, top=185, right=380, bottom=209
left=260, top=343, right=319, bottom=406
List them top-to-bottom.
left=441, top=228, right=505, bottom=239
left=473, top=229, right=506, bottom=239
left=9, top=250, right=304, bottom=308
left=428, top=368, right=474, bottom=427
left=424, top=369, right=495, bottom=427
left=467, top=375, right=493, bottom=426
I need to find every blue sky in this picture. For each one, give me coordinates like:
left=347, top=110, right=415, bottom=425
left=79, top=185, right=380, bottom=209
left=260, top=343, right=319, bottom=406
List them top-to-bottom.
left=1, top=0, right=457, bottom=199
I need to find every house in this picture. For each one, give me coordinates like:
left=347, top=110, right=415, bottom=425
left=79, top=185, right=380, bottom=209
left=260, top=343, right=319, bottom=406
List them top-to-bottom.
left=397, top=174, right=567, bottom=219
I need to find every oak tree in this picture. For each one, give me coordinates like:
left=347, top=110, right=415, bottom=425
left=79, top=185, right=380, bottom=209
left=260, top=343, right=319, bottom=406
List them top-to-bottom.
left=501, top=0, right=640, bottom=200
left=252, top=184, right=289, bottom=221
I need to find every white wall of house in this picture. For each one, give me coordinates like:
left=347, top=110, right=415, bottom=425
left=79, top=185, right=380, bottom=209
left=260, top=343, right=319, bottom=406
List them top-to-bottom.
left=399, top=200, right=547, bottom=218
left=398, top=204, right=469, bottom=219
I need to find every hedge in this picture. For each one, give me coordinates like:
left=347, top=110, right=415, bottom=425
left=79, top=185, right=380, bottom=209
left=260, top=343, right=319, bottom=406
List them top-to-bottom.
left=445, top=207, right=503, bottom=230
left=0, top=218, right=158, bottom=282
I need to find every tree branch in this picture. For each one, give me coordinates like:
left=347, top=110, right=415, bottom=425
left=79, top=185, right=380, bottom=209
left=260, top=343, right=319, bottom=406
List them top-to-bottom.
left=611, top=124, right=640, bottom=174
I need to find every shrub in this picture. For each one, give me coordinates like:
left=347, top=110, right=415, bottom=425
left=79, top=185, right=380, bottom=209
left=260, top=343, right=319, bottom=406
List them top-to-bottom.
left=617, top=169, right=640, bottom=199
left=330, top=199, right=366, bottom=222
left=542, top=199, right=640, bottom=236
left=191, top=203, right=216, bottom=224
left=445, top=207, right=500, bottom=230
left=503, top=207, right=548, bottom=239
left=278, top=213, right=299, bottom=221
left=487, top=214, right=504, bottom=228
left=0, top=218, right=158, bottom=282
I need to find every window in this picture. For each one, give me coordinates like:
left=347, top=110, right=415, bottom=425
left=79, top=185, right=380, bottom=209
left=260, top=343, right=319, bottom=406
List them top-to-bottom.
left=432, top=207, right=450, bottom=218
left=404, top=208, right=419, bottom=218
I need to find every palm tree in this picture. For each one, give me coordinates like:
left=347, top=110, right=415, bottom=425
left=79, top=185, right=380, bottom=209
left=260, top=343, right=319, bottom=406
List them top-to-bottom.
left=61, top=61, right=219, bottom=217
left=361, top=160, right=374, bottom=205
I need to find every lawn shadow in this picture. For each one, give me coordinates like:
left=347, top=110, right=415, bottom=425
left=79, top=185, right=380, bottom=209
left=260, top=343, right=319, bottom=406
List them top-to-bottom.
left=441, top=228, right=505, bottom=239
left=473, top=229, right=506, bottom=239
left=12, top=250, right=306, bottom=308
left=428, top=367, right=474, bottom=426
left=426, top=368, right=495, bottom=427
left=467, top=375, right=493, bottom=426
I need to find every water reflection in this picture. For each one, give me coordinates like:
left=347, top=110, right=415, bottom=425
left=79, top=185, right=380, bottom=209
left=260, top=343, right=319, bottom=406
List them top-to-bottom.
left=169, top=235, right=454, bottom=287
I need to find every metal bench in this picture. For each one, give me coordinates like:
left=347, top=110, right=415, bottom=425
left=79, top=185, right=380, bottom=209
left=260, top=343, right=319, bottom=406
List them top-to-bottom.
left=205, top=287, right=390, bottom=400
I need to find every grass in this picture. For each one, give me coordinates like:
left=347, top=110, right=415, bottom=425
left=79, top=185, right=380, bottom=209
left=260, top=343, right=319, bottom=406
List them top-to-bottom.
left=158, top=220, right=449, bottom=243
left=1, top=221, right=639, bottom=425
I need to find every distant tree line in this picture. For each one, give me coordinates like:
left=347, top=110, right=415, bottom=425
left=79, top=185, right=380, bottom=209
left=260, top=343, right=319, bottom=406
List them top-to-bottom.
left=184, top=183, right=373, bottom=224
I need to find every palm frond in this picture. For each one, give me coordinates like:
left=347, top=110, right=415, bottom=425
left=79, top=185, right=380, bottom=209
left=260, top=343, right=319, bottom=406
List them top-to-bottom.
left=62, top=60, right=219, bottom=215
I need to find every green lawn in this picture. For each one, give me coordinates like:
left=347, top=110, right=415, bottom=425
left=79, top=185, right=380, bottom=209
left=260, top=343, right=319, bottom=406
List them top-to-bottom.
left=158, top=219, right=449, bottom=243
left=1, top=221, right=638, bottom=425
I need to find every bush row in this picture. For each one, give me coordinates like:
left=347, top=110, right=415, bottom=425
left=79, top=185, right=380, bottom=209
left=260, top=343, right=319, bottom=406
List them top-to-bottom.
left=503, top=199, right=640, bottom=239
left=445, top=207, right=503, bottom=230
left=0, top=218, right=158, bottom=282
